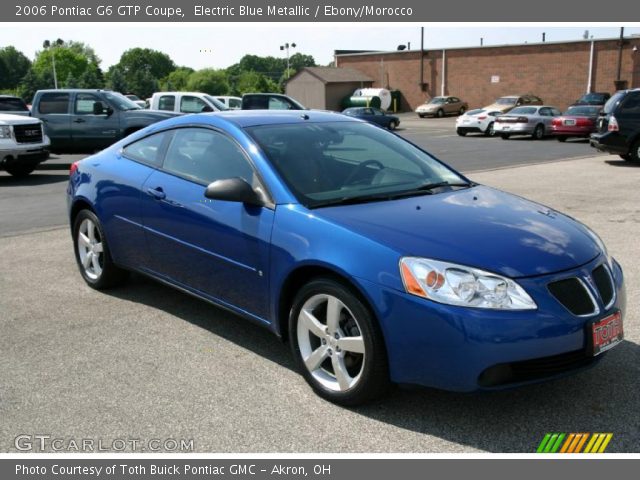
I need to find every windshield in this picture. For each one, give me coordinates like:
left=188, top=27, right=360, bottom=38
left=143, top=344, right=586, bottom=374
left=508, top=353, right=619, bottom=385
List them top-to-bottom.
left=103, top=92, right=142, bottom=110
left=603, top=92, right=625, bottom=114
left=579, top=93, right=606, bottom=103
left=126, top=94, right=141, bottom=101
left=204, top=95, right=229, bottom=111
left=428, top=97, right=446, bottom=104
left=496, top=97, right=518, bottom=105
left=565, top=106, right=600, bottom=116
left=509, top=107, right=537, bottom=115
left=467, top=109, right=485, bottom=116
left=247, top=121, right=466, bottom=208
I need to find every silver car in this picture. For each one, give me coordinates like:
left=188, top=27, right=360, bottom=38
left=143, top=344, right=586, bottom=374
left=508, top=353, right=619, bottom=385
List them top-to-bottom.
left=494, top=105, right=562, bottom=140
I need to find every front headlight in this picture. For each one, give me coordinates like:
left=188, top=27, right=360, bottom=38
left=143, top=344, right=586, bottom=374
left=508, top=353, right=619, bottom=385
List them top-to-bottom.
left=0, top=126, right=11, bottom=139
left=400, top=257, right=537, bottom=310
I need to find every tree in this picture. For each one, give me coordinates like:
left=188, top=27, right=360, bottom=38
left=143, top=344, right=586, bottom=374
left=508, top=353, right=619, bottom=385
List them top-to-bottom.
left=33, top=39, right=102, bottom=90
left=0, top=46, right=32, bottom=90
left=116, top=48, right=175, bottom=83
left=288, top=53, right=316, bottom=71
left=78, top=64, right=102, bottom=89
left=105, top=66, right=128, bottom=93
left=125, top=67, right=158, bottom=99
left=160, top=67, right=194, bottom=91
left=16, top=69, right=54, bottom=103
left=185, top=69, right=229, bottom=95
left=233, top=71, right=278, bottom=95
left=64, top=72, right=79, bottom=89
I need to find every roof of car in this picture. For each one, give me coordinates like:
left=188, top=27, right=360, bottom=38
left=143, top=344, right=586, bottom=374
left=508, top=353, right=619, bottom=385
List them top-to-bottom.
left=172, top=110, right=356, bottom=128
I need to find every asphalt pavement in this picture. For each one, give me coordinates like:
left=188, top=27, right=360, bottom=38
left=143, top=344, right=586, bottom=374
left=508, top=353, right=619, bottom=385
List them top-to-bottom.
left=0, top=153, right=638, bottom=453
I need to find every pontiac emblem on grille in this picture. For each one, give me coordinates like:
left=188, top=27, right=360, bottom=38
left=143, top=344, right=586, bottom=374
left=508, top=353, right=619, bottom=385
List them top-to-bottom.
left=584, top=275, right=597, bottom=294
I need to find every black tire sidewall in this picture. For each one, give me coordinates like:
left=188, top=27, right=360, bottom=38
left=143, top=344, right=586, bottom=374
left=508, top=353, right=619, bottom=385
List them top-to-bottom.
left=289, top=278, right=389, bottom=406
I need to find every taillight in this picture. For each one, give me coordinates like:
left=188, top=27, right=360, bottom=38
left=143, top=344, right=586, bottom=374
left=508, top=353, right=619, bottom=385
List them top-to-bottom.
left=477, top=115, right=487, bottom=120
left=608, top=116, right=619, bottom=132
left=516, top=117, right=529, bottom=123
left=552, top=118, right=561, bottom=126
left=69, top=161, right=79, bottom=176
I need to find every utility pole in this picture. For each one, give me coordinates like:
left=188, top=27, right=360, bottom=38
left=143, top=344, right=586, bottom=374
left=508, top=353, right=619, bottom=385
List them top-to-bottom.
left=280, top=42, right=297, bottom=79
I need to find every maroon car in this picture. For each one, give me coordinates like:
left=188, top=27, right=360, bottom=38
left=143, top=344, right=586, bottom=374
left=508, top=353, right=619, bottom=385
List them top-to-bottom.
left=551, top=105, right=601, bottom=141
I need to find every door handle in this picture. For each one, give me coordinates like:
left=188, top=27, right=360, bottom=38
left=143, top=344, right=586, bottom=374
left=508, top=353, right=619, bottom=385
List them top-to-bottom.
left=73, top=118, right=86, bottom=123
left=146, top=187, right=166, bottom=200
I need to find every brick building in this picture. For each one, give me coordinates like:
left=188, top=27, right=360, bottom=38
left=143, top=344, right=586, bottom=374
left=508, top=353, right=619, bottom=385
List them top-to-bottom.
left=335, top=37, right=640, bottom=112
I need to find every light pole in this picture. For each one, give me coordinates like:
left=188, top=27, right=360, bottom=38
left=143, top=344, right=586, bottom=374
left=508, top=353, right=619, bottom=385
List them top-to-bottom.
left=43, top=39, right=63, bottom=89
left=280, top=42, right=296, bottom=79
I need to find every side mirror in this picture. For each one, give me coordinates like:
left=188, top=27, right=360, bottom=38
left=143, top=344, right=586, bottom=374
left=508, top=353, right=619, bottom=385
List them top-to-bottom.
left=93, top=102, right=105, bottom=115
left=105, top=106, right=114, bottom=116
left=204, top=177, right=264, bottom=206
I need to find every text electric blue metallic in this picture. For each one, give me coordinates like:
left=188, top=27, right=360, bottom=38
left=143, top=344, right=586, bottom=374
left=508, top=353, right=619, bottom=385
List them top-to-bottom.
left=67, top=111, right=625, bottom=405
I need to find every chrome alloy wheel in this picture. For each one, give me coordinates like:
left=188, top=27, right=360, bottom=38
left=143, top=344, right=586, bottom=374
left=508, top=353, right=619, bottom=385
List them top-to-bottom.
left=77, top=218, right=104, bottom=280
left=296, top=294, right=366, bottom=392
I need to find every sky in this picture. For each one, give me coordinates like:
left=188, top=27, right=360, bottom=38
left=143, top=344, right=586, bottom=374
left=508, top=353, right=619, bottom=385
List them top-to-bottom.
left=1, top=25, right=639, bottom=70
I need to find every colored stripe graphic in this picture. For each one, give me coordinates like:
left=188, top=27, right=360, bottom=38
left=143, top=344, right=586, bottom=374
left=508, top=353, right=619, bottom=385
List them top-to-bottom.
left=537, top=433, right=613, bottom=453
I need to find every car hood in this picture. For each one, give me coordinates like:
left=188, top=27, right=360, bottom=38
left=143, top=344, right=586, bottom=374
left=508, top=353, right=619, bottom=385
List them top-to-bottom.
left=122, top=109, right=181, bottom=120
left=0, top=113, right=39, bottom=125
left=315, top=186, right=600, bottom=278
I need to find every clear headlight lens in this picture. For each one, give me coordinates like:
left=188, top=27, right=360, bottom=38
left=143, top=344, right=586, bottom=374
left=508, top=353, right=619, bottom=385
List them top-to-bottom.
left=0, top=126, right=11, bottom=139
left=400, top=257, right=537, bottom=310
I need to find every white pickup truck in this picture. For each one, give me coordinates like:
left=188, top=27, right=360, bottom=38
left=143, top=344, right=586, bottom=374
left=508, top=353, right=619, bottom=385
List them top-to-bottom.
left=149, top=92, right=228, bottom=114
left=0, top=114, right=50, bottom=177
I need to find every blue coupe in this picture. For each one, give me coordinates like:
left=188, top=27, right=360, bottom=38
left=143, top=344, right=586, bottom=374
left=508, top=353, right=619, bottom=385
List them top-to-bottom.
left=67, top=111, right=625, bottom=405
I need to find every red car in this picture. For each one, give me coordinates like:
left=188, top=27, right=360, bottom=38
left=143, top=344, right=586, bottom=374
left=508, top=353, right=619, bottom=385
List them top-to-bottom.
left=551, top=105, right=601, bottom=141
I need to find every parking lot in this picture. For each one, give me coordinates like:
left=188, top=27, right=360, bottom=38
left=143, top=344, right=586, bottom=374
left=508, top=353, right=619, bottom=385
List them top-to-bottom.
left=1, top=116, right=638, bottom=453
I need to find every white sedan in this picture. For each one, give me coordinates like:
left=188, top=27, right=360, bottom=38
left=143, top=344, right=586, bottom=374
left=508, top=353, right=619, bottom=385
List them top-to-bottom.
left=455, top=109, right=501, bottom=137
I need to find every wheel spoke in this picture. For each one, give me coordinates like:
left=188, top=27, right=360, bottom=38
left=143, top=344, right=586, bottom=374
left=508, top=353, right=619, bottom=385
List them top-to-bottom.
left=87, top=221, right=95, bottom=242
left=78, top=233, right=91, bottom=248
left=93, top=242, right=103, bottom=254
left=81, top=251, right=92, bottom=268
left=91, top=253, right=102, bottom=276
left=325, top=296, right=342, bottom=334
left=299, top=309, right=326, bottom=339
left=337, top=336, right=365, bottom=354
left=304, top=345, right=328, bottom=371
left=332, top=355, right=353, bottom=391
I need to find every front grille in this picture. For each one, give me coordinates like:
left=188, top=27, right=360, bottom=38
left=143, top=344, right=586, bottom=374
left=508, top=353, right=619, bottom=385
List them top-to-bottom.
left=13, top=124, right=43, bottom=144
left=592, top=265, right=614, bottom=308
left=548, top=278, right=596, bottom=316
left=478, top=349, right=596, bottom=387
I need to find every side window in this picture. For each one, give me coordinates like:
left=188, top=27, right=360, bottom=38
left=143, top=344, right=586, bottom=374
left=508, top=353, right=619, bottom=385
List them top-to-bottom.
left=38, top=92, right=70, bottom=114
left=75, top=93, right=108, bottom=115
left=619, top=94, right=640, bottom=115
left=158, top=95, right=175, bottom=111
left=180, top=96, right=208, bottom=113
left=268, top=97, right=291, bottom=110
left=451, top=97, right=460, bottom=103
left=228, top=98, right=242, bottom=109
left=539, top=108, right=551, bottom=116
left=552, top=108, right=562, bottom=116
left=374, top=109, right=385, bottom=116
left=162, top=128, right=254, bottom=185
left=122, top=132, right=168, bottom=167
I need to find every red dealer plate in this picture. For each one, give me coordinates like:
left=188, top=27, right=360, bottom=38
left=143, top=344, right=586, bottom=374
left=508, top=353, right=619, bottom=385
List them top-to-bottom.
left=590, top=311, right=623, bottom=356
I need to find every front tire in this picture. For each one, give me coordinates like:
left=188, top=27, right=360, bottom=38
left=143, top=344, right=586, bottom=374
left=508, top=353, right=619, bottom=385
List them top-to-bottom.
left=459, top=107, right=466, bottom=115
left=436, top=109, right=444, bottom=118
left=418, top=113, right=426, bottom=118
left=388, top=120, right=398, bottom=130
left=485, top=122, right=495, bottom=136
left=532, top=124, right=545, bottom=140
left=456, top=129, right=467, bottom=136
left=501, top=133, right=510, bottom=140
left=5, top=164, right=35, bottom=178
left=72, top=209, right=128, bottom=289
left=289, top=278, right=390, bottom=406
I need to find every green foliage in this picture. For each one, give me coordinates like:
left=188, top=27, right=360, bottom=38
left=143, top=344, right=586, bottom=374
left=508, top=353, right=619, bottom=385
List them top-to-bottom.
left=32, top=39, right=102, bottom=90
left=0, top=46, right=32, bottom=90
left=117, top=48, right=175, bottom=82
left=78, top=64, right=103, bottom=89
left=105, top=66, right=128, bottom=93
left=160, top=67, right=194, bottom=91
left=125, top=68, right=158, bottom=99
left=185, top=69, right=229, bottom=96
left=16, top=70, right=54, bottom=103
left=232, top=71, right=279, bottom=95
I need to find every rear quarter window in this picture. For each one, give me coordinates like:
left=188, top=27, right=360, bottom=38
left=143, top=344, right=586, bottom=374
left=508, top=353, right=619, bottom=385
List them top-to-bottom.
left=603, top=92, right=626, bottom=114
left=38, top=93, right=70, bottom=114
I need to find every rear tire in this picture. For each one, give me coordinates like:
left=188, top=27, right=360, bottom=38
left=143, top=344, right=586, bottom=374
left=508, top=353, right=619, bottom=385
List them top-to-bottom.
left=459, top=107, right=466, bottom=115
left=418, top=114, right=426, bottom=118
left=388, top=120, right=398, bottom=130
left=456, top=129, right=467, bottom=137
left=501, top=133, right=510, bottom=140
left=628, top=140, right=640, bottom=163
left=5, top=164, right=35, bottom=178
left=72, top=209, right=128, bottom=290
left=289, top=277, right=391, bottom=406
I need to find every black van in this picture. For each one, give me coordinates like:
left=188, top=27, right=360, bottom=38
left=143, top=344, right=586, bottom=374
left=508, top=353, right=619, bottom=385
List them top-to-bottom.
left=590, top=89, right=640, bottom=163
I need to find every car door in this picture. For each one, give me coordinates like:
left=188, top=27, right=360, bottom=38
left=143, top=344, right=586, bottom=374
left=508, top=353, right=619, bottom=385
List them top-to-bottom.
left=35, top=92, right=72, bottom=151
left=71, top=92, right=120, bottom=151
left=445, top=98, right=457, bottom=114
left=538, top=107, right=556, bottom=130
left=371, top=108, right=391, bottom=127
left=140, top=126, right=274, bottom=320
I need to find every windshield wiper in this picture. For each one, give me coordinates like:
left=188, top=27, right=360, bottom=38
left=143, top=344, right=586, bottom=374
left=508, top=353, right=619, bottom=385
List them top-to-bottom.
left=311, top=182, right=474, bottom=208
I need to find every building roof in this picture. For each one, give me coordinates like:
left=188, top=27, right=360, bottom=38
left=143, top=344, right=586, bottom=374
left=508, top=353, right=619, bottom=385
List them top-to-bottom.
left=292, top=67, right=373, bottom=84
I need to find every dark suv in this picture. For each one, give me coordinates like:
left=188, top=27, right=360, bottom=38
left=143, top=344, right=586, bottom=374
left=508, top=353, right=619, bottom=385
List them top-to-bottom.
left=31, top=89, right=178, bottom=153
left=590, top=89, right=640, bottom=163
left=241, top=93, right=305, bottom=110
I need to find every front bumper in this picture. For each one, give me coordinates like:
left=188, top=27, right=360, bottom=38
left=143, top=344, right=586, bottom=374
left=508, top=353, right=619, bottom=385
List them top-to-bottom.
left=1, top=137, right=51, bottom=167
left=357, top=255, right=625, bottom=392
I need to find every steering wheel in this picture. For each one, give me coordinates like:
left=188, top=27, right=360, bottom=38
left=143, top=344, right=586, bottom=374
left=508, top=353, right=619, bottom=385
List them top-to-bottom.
left=344, top=160, right=385, bottom=186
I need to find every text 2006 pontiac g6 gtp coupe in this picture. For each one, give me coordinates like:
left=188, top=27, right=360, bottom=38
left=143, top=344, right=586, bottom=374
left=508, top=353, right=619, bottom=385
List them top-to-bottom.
left=67, top=111, right=625, bottom=405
